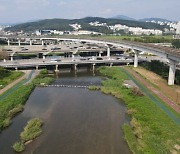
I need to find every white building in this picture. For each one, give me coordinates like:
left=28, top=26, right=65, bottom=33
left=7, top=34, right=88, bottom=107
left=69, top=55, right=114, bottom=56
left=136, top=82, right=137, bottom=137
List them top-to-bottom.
left=89, top=21, right=107, bottom=27
left=176, top=22, right=180, bottom=34
left=69, top=23, right=81, bottom=31
left=35, top=30, right=42, bottom=36
left=72, top=30, right=102, bottom=35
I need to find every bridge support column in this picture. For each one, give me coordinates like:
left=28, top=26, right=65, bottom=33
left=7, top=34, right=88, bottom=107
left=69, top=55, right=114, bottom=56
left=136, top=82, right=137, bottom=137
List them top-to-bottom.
left=7, top=40, right=10, bottom=46
left=18, top=40, right=21, bottom=46
left=30, top=40, right=32, bottom=46
left=42, top=40, right=44, bottom=46
left=107, top=47, right=110, bottom=59
left=134, top=50, right=139, bottom=68
left=99, top=51, right=102, bottom=57
left=43, top=55, right=46, bottom=59
left=11, top=56, right=13, bottom=61
left=168, top=59, right=176, bottom=85
left=92, top=63, right=96, bottom=71
left=110, top=63, right=113, bottom=67
left=74, top=64, right=77, bottom=72
left=36, top=65, right=39, bottom=70
left=55, top=65, right=59, bottom=72
left=15, top=67, right=18, bottom=71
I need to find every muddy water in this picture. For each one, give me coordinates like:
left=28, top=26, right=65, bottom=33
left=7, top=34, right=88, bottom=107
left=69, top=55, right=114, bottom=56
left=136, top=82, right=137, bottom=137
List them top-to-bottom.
left=0, top=71, right=131, bottom=154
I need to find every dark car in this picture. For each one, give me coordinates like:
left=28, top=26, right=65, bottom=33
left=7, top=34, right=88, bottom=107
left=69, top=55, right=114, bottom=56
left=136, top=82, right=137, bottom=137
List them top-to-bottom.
left=96, top=57, right=103, bottom=60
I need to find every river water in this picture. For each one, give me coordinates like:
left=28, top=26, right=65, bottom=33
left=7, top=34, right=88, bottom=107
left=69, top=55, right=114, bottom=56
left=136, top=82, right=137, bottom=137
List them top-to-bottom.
left=0, top=70, right=131, bottom=154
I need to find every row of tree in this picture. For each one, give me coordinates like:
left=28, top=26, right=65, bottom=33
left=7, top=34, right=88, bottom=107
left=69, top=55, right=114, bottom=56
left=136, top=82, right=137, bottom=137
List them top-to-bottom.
left=140, top=60, right=180, bottom=85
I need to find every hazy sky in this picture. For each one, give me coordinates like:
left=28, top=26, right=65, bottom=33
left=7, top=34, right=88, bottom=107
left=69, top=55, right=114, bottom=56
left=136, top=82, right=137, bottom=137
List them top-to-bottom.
left=0, top=0, right=180, bottom=23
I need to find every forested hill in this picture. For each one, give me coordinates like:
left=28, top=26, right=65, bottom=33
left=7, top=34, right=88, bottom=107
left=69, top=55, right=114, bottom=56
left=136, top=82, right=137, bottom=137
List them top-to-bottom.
left=5, top=17, right=168, bottom=33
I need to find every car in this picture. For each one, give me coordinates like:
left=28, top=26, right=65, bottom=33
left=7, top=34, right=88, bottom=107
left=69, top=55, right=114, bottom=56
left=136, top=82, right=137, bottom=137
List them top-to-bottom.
left=21, top=48, right=28, bottom=51
left=42, top=48, right=47, bottom=51
left=6, top=49, right=13, bottom=51
left=96, top=57, right=103, bottom=60
left=80, top=58, right=87, bottom=61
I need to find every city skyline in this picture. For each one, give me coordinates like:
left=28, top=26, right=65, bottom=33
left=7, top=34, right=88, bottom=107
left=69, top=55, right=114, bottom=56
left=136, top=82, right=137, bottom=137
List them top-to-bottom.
left=0, top=0, right=180, bottom=24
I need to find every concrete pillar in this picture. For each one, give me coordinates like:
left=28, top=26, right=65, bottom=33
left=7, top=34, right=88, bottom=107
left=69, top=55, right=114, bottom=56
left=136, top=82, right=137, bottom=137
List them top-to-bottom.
left=7, top=40, right=10, bottom=46
left=18, top=40, right=21, bottom=46
left=30, top=40, right=32, bottom=46
left=42, top=40, right=44, bottom=46
left=107, top=47, right=110, bottom=58
left=134, top=50, right=139, bottom=68
left=99, top=51, right=102, bottom=57
left=72, top=54, right=75, bottom=61
left=43, top=55, right=46, bottom=59
left=11, top=56, right=13, bottom=61
left=4, top=59, right=6, bottom=62
left=168, top=59, right=176, bottom=85
left=92, top=63, right=96, bottom=71
left=110, top=63, right=113, bottom=67
left=71, top=64, right=78, bottom=72
left=36, top=65, right=39, bottom=70
left=55, top=65, right=59, bottom=72
left=15, top=67, right=18, bottom=71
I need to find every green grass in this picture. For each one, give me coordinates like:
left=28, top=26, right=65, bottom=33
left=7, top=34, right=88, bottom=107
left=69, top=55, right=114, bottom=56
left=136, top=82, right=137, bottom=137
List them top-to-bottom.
left=66, top=35, right=174, bottom=43
left=0, top=67, right=24, bottom=89
left=98, top=67, right=180, bottom=153
left=0, top=69, right=54, bottom=131
left=20, top=118, right=43, bottom=142
left=13, top=141, right=25, bottom=153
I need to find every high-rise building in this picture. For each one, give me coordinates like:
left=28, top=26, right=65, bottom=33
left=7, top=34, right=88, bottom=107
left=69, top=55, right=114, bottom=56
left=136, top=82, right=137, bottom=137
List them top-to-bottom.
left=176, top=22, right=180, bottom=34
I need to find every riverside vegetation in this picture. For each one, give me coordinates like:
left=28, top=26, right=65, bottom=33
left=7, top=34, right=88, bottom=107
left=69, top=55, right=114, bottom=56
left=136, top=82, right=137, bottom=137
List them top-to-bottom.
left=0, top=67, right=23, bottom=89
left=91, top=67, right=180, bottom=154
left=0, top=69, right=54, bottom=131
left=13, top=118, right=43, bottom=152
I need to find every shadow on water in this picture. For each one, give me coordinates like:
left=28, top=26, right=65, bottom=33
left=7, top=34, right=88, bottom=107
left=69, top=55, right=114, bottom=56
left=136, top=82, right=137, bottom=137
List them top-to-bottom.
left=0, top=69, right=131, bottom=154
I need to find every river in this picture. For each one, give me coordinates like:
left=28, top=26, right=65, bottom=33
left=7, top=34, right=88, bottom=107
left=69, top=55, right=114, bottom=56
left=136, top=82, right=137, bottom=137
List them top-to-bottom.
left=0, top=70, right=131, bottom=154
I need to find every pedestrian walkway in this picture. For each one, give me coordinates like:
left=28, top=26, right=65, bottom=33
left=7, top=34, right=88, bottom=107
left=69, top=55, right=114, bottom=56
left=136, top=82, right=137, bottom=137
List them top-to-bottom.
left=120, top=67, right=180, bottom=125
left=0, top=70, right=35, bottom=101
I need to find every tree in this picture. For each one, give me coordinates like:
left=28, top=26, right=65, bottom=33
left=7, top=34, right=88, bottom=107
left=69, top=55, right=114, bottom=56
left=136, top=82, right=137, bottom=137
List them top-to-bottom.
left=172, top=39, right=180, bottom=48
left=0, top=50, right=9, bottom=60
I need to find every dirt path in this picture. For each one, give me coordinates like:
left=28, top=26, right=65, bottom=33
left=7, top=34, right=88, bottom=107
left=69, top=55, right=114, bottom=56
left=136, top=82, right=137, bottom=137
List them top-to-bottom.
left=125, top=67, right=180, bottom=113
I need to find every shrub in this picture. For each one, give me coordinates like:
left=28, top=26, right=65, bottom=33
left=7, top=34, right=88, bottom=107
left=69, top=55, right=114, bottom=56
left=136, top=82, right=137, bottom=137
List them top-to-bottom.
left=131, top=87, right=144, bottom=96
left=8, top=104, right=24, bottom=118
left=20, top=118, right=43, bottom=142
left=13, top=141, right=25, bottom=152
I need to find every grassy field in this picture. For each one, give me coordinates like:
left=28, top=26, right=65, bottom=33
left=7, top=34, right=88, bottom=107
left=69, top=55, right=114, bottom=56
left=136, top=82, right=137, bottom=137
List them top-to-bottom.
left=64, top=35, right=174, bottom=43
left=0, top=67, right=24, bottom=89
left=98, top=67, right=180, bottom=154
left=133, top=67, right=180, bottom=105
left=0, top=69, right=54, bottom=131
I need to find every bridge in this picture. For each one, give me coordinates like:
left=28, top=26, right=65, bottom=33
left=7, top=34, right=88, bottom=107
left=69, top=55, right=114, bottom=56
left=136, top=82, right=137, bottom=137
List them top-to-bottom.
left=0, top=36, right=180, bottom=85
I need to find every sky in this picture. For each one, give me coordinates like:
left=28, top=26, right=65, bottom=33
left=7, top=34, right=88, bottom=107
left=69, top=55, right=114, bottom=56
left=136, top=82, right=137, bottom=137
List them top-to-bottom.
left=0, top=0, right=180, bottom=24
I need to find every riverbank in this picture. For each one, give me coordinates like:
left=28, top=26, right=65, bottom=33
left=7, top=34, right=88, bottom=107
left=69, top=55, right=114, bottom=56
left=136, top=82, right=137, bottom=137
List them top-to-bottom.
left=133, top=66, right=180, bottom=105
left=0, top=67, right=23, bottom=90
left=98, top=67, right=180, bottom=153
left=0, top=69, right=54, bottom=131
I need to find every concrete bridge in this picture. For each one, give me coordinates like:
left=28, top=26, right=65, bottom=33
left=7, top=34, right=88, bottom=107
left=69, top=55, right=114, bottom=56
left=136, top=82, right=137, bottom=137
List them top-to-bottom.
left=0, top=36, right=180, bottom=85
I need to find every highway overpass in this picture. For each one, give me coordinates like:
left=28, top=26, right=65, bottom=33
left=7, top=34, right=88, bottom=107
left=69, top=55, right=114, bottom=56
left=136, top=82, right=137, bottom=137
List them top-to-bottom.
left=0, top=36, right=180, bottom=85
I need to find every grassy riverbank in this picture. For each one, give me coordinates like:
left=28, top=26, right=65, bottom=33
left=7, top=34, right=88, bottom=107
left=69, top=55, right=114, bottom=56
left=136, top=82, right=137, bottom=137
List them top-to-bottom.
left=0, top=67, right=23, bottom=89
left=98, top=67, right=180, bottom=153
left=0, top=69, right=54, bottom=131
left=13, top=118, right=43, bottom=152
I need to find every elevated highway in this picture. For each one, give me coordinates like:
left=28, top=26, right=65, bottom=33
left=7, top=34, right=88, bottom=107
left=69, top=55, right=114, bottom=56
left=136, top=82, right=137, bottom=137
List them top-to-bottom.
left=0, top=36, right=180, bottom=85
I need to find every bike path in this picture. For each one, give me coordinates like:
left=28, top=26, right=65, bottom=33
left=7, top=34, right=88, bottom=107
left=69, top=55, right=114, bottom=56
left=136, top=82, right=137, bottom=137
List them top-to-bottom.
left=120, top=67, right=180, bottom=125
left=0, top=70, right=35, bottom=102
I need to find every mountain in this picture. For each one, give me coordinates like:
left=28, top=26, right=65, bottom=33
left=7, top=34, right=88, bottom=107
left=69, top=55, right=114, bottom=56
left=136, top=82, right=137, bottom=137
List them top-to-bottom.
left=111, top=15, right=136, bottom=21
left=5, top=17, right=168, bottom=34
left=139, top=18, right=172, bottom=22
